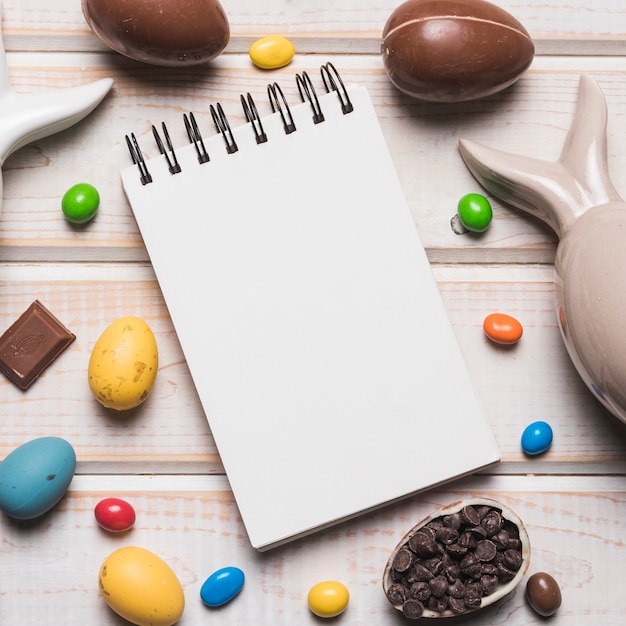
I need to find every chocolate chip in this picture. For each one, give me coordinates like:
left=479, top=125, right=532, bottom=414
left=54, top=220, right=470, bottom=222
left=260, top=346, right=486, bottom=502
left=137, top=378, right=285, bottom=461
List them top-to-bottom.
left=460, top=505, right=481, bottom=526
left=481, top=510, right=503, bottom=536
left=443, top=512, right=462, bottom=530
left=435, top=526, right=460, bottom=544
left=492, top=528, right=510, bottom=549
left=408, top=529, right=439, bottom=558
left=475, top=539, right=497, bottom=562
left=446, top=542, right=468, bottom=559
left=393, top=547, right=414, bottom=572
left=503, top=548, right=523, bottom=571
left=460, top=553, right=483, bottom=579
left=412, top=563, right=435, bottom=582
left=481, top=563, right=498, bottom=576
left=496, top=563, right=517, bottom=582
left=444, top=564, right=460, bottom=583
left=480, top=574, right=499, bottom=595
left=429, top=575, right=448, bottom=598
left=447, top=579, right=465, bottom=599
left=410, top=581, right=431, bottom=602
left=464, top=581, right=483, bottom=607
left=387, top=583, right=408, bottom=604
left=427, top=594, right=449, bottom=612
left=449, top=596, right=467, bottom=614
left=402, top=599, right=424, bottom=619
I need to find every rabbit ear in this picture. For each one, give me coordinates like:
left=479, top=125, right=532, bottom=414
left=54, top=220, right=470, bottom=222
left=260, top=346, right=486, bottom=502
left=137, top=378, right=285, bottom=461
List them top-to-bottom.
left=458, top=75, right=622, bottom=239
left=559, top=75, right=621, bottom=208
left=458, top=138, right=566, bottom=235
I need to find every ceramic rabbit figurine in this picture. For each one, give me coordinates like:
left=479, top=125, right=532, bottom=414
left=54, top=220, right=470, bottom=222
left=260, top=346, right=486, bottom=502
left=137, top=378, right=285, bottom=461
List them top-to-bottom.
left=0, top=0, right=113, bottom=214
left=459, top=75, right=626, bottom=424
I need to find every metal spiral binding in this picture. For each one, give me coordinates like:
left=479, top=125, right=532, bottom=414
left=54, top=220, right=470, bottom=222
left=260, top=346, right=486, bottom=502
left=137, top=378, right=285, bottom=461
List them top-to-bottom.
left=321, top=61, right=353, bottom=114
left=125, top=64, right=355, bottom=183
left=296, top=71, right=325, bottom=124
left=267, top=82, right=296, bottom=134
left=241, top=93, right=268, bottom=144
left=210, top=102, right=238, bottom=154
left=184, top=112, right=209, bottom=163
left=152, top=122, right=181, bottom=174
left=124, top=132, right=152, bottom=185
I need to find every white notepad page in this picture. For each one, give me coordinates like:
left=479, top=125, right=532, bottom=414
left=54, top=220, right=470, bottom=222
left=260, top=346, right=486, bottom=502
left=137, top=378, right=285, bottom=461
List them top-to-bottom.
left=121, top=80, right=500, bottom=550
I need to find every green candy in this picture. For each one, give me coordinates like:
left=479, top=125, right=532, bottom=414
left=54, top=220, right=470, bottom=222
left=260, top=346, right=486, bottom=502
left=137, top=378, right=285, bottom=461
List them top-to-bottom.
left=62, top=183, right=100, bottom=224
left=457, top=193, right=492, bottom=232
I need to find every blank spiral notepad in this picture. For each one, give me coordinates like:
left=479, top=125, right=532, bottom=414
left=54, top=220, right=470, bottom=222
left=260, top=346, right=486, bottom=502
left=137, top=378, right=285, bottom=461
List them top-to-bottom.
left=121, top=64, right=500, bottom=551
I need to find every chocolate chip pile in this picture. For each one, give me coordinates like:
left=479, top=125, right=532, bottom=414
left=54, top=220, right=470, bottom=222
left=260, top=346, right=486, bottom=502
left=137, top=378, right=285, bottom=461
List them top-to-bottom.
left=385, top=504, right=524, bottom=619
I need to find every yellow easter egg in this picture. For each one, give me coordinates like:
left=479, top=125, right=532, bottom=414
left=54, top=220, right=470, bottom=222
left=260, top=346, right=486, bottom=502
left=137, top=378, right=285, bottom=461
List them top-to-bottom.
left=88, top=316, right=158, bottom=410
left=98, top=546, right=184, bottom=626
left=307, top=580, right=350, bottom=618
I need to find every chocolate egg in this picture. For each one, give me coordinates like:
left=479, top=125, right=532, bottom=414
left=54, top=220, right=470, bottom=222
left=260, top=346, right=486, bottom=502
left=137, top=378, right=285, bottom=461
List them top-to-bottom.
left=82, top=0, right=230, bottom=67
left=381, top=0, right=534, bottom=102
left=526, top=572, right=562, bottom=617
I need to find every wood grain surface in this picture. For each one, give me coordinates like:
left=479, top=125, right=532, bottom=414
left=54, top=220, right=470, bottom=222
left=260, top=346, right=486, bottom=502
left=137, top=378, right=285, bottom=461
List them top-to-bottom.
left=1, top=1, right=625, bottom=624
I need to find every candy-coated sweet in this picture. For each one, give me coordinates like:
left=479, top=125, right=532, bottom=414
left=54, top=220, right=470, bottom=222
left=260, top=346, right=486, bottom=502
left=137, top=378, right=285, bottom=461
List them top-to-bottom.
left=249, top=36, right=295, bottom=69
left=62, top=182, right=100, bottom=224
left=457, top=193, right=493, bottom=232
left=483, top=312, right=523, bottom=345
left=88, top=316, right=158, bottom=411
left=521, top=421, right=553, bottom=455
left=0, top=437, right=76, bottom=520
left=95, top=497, right=136, bottom=532
left=98, top=546, right=184, bottom=626
left=200, top=566, right=245, bottom=607
left=526, top=572, right=562, bottom=616
left=307, top=580, right=349, bottom=618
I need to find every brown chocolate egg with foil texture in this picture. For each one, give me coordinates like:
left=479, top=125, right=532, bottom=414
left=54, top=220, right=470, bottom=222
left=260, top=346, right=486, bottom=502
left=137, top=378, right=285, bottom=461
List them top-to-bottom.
left=82, top=0, right=230, bottom=66
left=381, top=0, right=534, bottom=102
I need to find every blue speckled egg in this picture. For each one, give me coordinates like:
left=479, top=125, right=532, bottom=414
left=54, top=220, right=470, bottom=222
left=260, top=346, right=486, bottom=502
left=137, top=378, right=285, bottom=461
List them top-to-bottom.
left=521, top=421, right=553, bottom=456
left=0, top=437, right=76, bottom=519
left=200, top=566, right=245, bottom=607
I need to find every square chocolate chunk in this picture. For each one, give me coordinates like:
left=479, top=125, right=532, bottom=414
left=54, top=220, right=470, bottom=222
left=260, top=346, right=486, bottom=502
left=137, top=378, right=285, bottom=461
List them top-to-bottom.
left=0, top=300, right=76, bottom=389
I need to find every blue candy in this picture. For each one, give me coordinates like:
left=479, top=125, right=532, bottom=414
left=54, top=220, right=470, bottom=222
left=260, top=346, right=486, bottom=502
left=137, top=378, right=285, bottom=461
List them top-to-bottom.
left=521, top=421, right=553, bottom=455
left=200, top=566, right=245, bottom=607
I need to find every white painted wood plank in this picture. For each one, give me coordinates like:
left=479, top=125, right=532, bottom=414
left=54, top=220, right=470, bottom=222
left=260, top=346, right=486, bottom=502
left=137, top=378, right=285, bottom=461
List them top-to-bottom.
left=2, top=0, right=626, bottom=55
left=1, top=55, right=626, bottom=264
left=1, top=264, right=625, bottom=472
left=1, top=475, right=624, bottom=624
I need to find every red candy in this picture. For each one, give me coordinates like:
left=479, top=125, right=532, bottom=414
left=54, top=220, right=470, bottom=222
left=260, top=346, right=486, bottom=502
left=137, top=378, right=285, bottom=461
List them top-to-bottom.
left=94, top=497, right=136, bottom=532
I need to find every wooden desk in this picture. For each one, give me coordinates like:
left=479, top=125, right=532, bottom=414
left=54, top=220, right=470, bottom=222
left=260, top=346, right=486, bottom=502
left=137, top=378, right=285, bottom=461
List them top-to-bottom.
left=1, top=1, right=625, bottom=623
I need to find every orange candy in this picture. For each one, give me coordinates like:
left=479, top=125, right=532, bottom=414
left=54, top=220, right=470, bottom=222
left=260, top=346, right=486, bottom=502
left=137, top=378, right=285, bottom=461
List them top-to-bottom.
left=483, top=313, right=523, bottom=345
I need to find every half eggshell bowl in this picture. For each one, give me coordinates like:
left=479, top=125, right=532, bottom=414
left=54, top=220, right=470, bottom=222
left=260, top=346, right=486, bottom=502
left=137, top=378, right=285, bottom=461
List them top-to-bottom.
left=382, top=498, right=530, bottom=619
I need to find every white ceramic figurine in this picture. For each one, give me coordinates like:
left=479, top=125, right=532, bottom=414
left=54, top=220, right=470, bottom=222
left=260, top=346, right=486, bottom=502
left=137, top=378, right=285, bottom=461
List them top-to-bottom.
left=0, top=0, right=113, bottom=213
left=459, top=75, right=626, bottom=424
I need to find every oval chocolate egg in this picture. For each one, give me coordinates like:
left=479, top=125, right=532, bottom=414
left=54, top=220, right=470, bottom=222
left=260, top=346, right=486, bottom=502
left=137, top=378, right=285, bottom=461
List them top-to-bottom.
left=82, top=0, right=230, bottom=67
left=381, top=0, right=535, bottom=102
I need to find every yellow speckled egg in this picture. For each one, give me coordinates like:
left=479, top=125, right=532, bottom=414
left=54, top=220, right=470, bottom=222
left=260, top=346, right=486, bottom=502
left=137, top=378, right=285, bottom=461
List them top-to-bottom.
left=88, top=316, right=158, bottom=411
left=98, top=546, right=184, bottom=626
left=307, top=580, right=350, bottom=618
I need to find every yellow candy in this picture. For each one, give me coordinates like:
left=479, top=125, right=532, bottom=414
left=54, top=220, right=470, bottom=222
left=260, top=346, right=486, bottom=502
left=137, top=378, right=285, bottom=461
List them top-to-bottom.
left=249, top=35, right=295, bottom=69
left=307, top=580, right=349, bottom=618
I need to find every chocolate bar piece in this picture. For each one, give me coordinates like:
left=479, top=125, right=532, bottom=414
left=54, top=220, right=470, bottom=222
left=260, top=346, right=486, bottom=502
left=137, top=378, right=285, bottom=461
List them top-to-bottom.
left=0, top=300, right=76, bottom=389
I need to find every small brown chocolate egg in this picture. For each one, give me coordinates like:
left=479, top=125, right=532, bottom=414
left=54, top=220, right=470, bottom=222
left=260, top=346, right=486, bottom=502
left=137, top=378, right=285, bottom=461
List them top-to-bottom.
left=82, top=0, right=230, bottom=67
left=381, top=0, right=534, bottom=102
left=526, top=572, right=562, bottom=617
